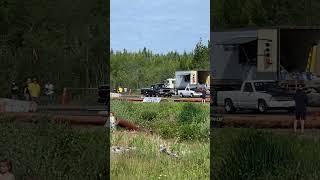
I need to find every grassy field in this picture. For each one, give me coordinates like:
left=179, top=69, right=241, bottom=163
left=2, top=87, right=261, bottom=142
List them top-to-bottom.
left=110, top=100, right=210, bottom=179
left=110, top=100, right=210, bottom=140
left=0, top=115, right=108, bottom=180
left=212, top=128, right=320, bottom=180
left=111, top=131, right=209, bottom=180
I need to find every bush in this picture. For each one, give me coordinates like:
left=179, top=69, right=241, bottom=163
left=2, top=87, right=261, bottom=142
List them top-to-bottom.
left=111, top=100, right=209, bottom=141
left=0, top=118, right=108, bottom=180
left=212, top=128, right=320, bottom=180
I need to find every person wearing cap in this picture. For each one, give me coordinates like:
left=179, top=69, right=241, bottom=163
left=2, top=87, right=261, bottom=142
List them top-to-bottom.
left=29, top=78, right=41, bottom=104
left=293, top=85, right=308, bottom=133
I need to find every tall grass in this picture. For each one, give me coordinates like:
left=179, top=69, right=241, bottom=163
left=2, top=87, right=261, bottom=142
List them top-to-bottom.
left=110, top=100, right=210, bottom=141
left=0, top=115, right=108, bottom=180
left=212, top=128, right=320, bottom=180
left=111, top=131, right=209, bottom=180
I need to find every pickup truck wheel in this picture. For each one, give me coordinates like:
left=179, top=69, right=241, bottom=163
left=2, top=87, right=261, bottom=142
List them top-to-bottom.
left=180, top=93, right=184, bottom=98
left=190, top=93, right=194, bottom=98
left=225, top=99, right=235, bottom=113
left=258, top=100, right=268, bottom=113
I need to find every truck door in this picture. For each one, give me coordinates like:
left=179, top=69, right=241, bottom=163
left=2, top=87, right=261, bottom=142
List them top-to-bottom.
left=241, top=82, right=255, bottom=108
left=186, top=87, right=190, bottom=96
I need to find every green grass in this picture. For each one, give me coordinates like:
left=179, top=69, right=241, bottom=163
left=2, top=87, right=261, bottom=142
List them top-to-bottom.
left=110, top=100, right=210, bottom=140
left=110, top=100, right=210, bottom=179
left=0, top=115, right=108, bottom=180
left=212, top=128, right=320, bottom=180
left=111, top=131, right=209, bottom=180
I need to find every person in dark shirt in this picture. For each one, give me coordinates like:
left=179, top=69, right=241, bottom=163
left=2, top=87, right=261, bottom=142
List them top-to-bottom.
left=10, top=81, right=19, bottom=99
left=293, top=86, right=308, bottom=133
left=201, top=88, right=206, bottom=104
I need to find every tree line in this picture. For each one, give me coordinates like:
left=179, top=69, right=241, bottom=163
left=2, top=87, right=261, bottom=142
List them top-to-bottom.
left=0, top=0, right=108, bottom=97
left=212, top=0, right=320, bottom=29
left=110, top=40, right=210, bottom=90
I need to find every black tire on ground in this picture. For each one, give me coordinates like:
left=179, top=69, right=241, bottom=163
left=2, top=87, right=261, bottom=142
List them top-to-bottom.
left=180, top=93, right=184, bottom=98
left=190, top=93, right=194, bottom=98
left=224, top=99, right=235, bottom=113
left=258, top=100, right=268, bottom=113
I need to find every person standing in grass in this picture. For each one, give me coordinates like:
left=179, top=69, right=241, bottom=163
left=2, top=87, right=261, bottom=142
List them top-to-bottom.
left=24, top=78, right=32, bottom=101
left=29, top=78, right=41, bottom=104
left=10, top=81, right=19, bottom=100
left=45, top=81, right=55, bottom=104
left=294, top=86, right=308, bottom=133
left=201, top=88, right=206, bottom=104
left=105, top=112, right=117, bottom=130
left=0, top=159, right=15, bottom=180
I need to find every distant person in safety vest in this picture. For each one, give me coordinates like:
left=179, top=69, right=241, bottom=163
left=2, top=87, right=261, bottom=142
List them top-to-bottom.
left=29, top=78, right=41, bottom=104
left=294, top=86, right=308, bottom=134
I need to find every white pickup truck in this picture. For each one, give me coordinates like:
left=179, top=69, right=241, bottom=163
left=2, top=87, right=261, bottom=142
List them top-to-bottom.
left=217, top=80, right=295, bottom=113
left=178, top=87, right=203, bottom=98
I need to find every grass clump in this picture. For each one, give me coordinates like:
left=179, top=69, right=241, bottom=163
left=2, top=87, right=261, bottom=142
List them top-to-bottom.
left=110, top=100, right=209, bottom=141
left=0, top=116, right=108, bottom=180
left=212, top=128, right=320, bottom=180
left=111, top=131, right=209, bottom=180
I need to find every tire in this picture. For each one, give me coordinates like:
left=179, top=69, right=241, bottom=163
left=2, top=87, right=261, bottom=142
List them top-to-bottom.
left=180, top=93, right=184, bottom=98
left=190, top=93, right=194, bottom=98
left=225, top=99, right=235, bottom=113
left=258, top=100, right=268, bottom=113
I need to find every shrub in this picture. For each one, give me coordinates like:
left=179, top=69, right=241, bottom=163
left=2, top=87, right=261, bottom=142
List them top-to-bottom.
left=110, top=100, right=209, bottom=141
left=0, top=118, right=108, bottom=180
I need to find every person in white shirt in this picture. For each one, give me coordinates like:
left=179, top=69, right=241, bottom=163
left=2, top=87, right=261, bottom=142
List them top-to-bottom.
left=45, top=81, right=55, bottom=104
left=105, top=112, right=117, bottom=130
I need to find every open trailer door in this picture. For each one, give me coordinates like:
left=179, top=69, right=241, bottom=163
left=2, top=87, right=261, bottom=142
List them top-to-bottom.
left=257, top=29, right=278, bottom=80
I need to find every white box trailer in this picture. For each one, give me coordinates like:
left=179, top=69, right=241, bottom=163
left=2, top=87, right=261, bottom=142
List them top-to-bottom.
left=211, top=27, right=320, bottom=83
left=175, top=70, right=210, bottom=90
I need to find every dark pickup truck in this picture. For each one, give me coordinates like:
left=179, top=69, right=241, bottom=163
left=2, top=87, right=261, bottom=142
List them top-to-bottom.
left=141, top=83, right=174, bottom=97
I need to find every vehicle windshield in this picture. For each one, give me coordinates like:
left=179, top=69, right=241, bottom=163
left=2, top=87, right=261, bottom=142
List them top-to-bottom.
left=254, top=82, right=283, bottom=92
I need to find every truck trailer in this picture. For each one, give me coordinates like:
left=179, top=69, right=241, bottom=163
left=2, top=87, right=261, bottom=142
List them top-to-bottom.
left=211, top=27, right=320, bottom=86
left=175, top=70, right=210, bottom=91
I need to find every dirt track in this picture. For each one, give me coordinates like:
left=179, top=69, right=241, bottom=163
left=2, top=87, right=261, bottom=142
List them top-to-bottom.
left=112, top=96, right=211, bottom=103
left=0, top=112, right=106, bottom=126
left=215, top=113, right=320, bottom=129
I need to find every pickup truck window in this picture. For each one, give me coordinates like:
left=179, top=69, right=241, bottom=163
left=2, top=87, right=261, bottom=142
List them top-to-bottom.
left=254, top=82, right=282, bottom=92
left=244, top=83, right=253, bottom=92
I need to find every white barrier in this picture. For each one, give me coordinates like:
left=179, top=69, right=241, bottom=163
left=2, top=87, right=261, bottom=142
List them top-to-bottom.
left=110, top=93, right=122, bottom=98
left=142, top=97, right=162, bottom=103
left=0, top=98, right=38, bottom=112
